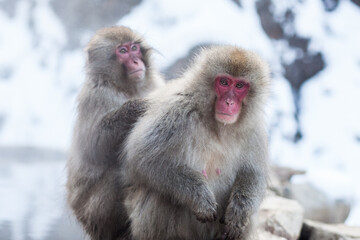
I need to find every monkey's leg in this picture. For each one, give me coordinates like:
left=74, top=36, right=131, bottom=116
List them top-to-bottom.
left=77, top=170, right=129, bottom=240
left=126, top=189, right=218, bottom=240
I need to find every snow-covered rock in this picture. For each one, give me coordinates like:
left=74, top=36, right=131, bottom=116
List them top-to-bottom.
left=258, top=196, right=304, bottom=240
left=301, top=219, right=360, bottom=240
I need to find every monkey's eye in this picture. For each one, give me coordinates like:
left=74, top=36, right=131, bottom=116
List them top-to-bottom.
left=131, top=45, right=138, bottom=51
left=119, top=48, right=127, bottom=54
left=220, top=78, right=228, bottom=86
left=236, top=82, right=244, bottom=89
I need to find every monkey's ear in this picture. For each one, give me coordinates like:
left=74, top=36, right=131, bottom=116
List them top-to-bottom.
left=85, top=36, right=114, bottom=63
left=84, top=43, right=98, bottom=62
left=84, top=46, right=92, bottom=62
left=86, top=46, right=114, bottom=64
left=86, top=48, right=97, bottom=64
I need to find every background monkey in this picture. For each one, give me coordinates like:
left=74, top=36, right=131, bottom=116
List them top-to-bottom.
left=66, top=26, right=164, bottom=240
left=122, top=45, right=270, bottom=240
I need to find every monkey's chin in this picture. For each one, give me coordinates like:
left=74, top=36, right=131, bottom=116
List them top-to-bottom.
left=129, top=70, right=146, bottom=82
left=215, top=112, right=239, bottom=125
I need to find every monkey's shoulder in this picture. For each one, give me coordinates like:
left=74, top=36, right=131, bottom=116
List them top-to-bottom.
left=161, top=97, right=201, bottom=124
left=138, top=99, right=200, bottom=147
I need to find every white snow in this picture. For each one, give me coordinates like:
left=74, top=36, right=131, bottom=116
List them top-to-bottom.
left=0, top=0, right=360, bottom=238
left=0, top=0, right=82, bottom=150
left=118, top=0, right=275, bottom=69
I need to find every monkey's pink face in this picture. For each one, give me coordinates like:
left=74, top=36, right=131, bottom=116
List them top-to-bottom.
left=116, top=42, right=146, bottom=81
left=214, top=74, right=250, bottom=124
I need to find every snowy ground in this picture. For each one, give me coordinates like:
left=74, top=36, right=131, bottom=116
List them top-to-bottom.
left=0, top=0, right=359, bottom=239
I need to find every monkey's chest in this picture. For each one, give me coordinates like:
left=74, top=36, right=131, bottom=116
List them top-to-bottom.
left=198, top=150, right=235, bottom=181
left=198, top=151, right=236, bottom=203
left=201, top=153, right=223, bottom=180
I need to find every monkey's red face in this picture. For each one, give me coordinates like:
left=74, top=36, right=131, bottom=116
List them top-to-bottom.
left=116, top=42, right=146, bottom=81
left=214, top=74, right=250, bottom=124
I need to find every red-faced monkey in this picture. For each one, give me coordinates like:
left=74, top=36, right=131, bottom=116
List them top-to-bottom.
left=66, top=26, right=164, bottom=240
left=122, top=45, right=270, bottom=240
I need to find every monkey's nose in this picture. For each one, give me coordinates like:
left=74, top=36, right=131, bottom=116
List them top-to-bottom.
left=225, top=99, right=234, bottom=106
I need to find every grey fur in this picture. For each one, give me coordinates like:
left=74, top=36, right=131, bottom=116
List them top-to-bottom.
left=66, top=26, right=163, bottom=240
left=122, top=45, right=270, bottom=240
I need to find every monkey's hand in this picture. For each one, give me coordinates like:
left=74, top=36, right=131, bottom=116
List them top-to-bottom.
left=190, top=186, right=218, bottom=223
left=222, top=194, right=252, bottom=240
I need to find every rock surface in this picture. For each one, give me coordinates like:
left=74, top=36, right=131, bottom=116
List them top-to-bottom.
left=269, top=165, right=351, bottom=224
left=284, top=183, right=351, bottom=224
left=257, top=195, right=304, bottom=240
left=300, top=219, right=360, bottom=240
left=258, top=230, right=287, bottom=240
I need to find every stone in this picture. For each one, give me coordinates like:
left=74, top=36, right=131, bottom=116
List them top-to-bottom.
left=268, top=165, right=305, bottom=196
left=271, top=165, right=306, bottom=184
left=284, top=182, right=351, bottom=223
left=257, top=196, right=304, bottom=240
left=300, top=219, right=360, bottom=240
left=257, top=229, right=287, bottom=240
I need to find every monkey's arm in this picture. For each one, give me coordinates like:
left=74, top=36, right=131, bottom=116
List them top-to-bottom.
left=93, top=99, right=148, bottom=166
left=125, top=115, right=218, bottom=222
left=224, top=149, right=268, bottom=239
left=133, top=161, right=218, bottom=223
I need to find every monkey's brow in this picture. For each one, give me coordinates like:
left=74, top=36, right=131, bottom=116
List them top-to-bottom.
left=133, top=39, right=143, bottom=44
left=176, top=93, right=193, bottom=97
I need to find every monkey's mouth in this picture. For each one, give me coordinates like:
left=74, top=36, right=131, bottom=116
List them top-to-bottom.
left=129, top=69, right=144, bottom=75
left=129, top=69, right=146, bottom=80
left=215, top=111, right=239, bottom=124
left=216, top=112, right=233, bottom=116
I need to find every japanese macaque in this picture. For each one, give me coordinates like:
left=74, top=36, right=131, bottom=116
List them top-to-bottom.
left=66, top=26, right=164, bottom=240
left=122, top=45, right=270, bottom=240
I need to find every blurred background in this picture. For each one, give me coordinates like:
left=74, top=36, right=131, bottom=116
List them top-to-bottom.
left=0, top=0, right=359, bottom=239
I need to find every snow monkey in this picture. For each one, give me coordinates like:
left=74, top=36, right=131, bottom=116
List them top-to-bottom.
left=66, top=26, right=164, bottom=240
left=122, top=45, right=270, bottom=240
